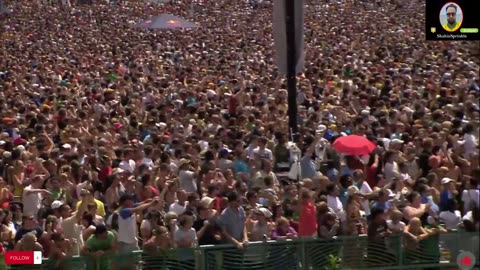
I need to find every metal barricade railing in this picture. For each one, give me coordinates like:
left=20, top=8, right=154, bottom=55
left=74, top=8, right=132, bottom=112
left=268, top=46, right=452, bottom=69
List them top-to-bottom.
left=1, top=231, right=478, bottom=270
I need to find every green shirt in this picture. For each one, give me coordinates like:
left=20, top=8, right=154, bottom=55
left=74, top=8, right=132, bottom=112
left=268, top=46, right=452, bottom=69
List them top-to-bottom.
left=421, top=225, right=445, bottom=259
left=86, top=231, right=115, bottom=252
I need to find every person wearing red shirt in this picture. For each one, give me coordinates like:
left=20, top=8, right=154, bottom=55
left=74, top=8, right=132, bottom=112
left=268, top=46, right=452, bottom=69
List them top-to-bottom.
left=98, top=156, right=113, bottom=191
left=298, top=189, right=318, bottom=237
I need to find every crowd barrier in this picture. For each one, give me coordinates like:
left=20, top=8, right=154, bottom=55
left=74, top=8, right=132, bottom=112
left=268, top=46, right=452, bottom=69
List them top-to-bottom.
left=2, top=232, right=479, bottom=270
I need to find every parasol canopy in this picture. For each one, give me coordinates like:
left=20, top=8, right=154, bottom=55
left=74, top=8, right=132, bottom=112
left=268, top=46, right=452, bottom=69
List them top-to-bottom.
left=332, top=135, right=376, bottom=156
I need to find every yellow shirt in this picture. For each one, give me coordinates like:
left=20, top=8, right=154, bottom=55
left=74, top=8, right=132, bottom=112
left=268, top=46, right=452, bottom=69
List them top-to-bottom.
left=442, top=22, right=460, bottom=32
left=76, top=199, right=106, bottom=217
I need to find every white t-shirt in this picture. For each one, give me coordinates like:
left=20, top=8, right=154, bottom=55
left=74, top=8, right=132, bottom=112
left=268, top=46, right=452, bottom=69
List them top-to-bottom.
left=462, top=133, right=478, bottom=158
left=253, top=147, right=273, bottom=161
left=142, top=158, right=154, bottom=170
left=119, top=159, right=136, bottom=173
left=384, top=162, right=399, bottom=183
left=178, top=170, right=197, bottom=193
left=358, top=181, right=373, bottom=216
left=22, top=185, right=42, bottom=218
left=461, top=189, right=480, bottom=212
left=327, top=195, right=345, bottom=222
left=169, top=201, right=188, bottom=216
left=118, top=208, right=138, bottom=244
left=439, top=210, right=462, bottom=230
left=61, top=216, right=83, bottom=255
left=387, top=220, right=406, bottom=232
left=174, top=227, right=197, bottom=246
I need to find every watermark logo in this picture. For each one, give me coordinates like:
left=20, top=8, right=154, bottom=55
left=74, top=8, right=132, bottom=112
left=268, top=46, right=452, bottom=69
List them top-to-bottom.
left=457, top=251, right=476, bottom=270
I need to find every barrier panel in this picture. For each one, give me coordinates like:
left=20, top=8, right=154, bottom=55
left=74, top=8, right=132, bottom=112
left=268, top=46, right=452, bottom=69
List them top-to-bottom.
left=1, top=232, right=478, bottom=270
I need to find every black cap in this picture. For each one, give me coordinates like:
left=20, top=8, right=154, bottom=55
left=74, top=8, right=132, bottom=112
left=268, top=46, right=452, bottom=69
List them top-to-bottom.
left=227, top=191, right=239, bottom=202
left=119, top=194, right=133, bottom=205
left=94, top=225, right=108, bottom=235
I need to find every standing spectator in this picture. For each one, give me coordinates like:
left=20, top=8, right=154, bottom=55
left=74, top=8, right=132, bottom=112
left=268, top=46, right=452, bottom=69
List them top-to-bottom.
left=252, top=137, right=273, bottom=161
left=178, top=159, right=198, bottom=194
left=353, top=170, right=374, bottom=216
left=22, top=176, right=51, bottom=219
left=0, top=178, right=12, bottom=210
left=439, top=178, right=457, bottom=211
left=461, top=178, right=479, bottom=212
left=326, top=183, right=345, bottom=223
left=344, top=186, right=366, bottom=235
left=76, top=189, right=106, bottom=218
left=169, top=189, right=188, bottom=216
left=298, top=189, right=317, bottom=237
left=371, top=190, right=391, bottom=213
left=403, top=191, right=431, bottom=223
left=217, top=192, right=248, bottom=249
left=117, top=194, right=158, bottom=253
left=439, top=199, right=462, bottom=230
left=59, top=204, right=84, bottom=255
left=246, top=207, right=273, bottom=241
left=367, top=208, right=393, bottom=266
left=140, top=209, right=164, bottom=244
left=386, top=210, right=406, bottom=233
left=14, top=213, right=43, bottom=243
left=318, top=213, right=339, bottom=239
left=81, top=214, right=96, bottom=243
left=174, top=214, right=197, bottom=248
left=271, top=217, right=298, bottom=240
left=404, top=217, right=432, bottom=263
left=81, top=225, right=116, bottom=270
left=143, top=226, right=173, bottom=252
left=14, top=232, right=43, bottom=252
left=49, top=232, right=74, bottom=269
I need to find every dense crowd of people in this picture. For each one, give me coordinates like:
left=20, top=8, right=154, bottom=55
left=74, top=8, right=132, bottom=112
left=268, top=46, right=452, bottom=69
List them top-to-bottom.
left=0, top=0, right=479, bottom=269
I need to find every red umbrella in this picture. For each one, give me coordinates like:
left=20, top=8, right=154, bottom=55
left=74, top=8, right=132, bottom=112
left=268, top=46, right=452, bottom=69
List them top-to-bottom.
left=332, top=135, right=376, bottom=156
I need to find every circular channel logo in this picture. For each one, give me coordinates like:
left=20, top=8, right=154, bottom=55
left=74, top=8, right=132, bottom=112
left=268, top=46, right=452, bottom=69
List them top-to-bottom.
left=457, top=251, right=476, bottom=270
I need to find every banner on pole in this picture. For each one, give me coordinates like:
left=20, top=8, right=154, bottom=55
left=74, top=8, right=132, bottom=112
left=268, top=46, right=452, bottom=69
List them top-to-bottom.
left=273, top=0, right=305, bottom=75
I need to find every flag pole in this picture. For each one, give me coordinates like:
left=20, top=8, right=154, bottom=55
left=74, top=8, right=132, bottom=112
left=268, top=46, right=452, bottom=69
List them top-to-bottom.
left=285, top=0, right=298, bottom=142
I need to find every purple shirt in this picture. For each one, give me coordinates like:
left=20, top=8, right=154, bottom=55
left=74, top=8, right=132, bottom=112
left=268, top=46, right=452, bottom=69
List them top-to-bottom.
left=271, top=226, right=298, bottom=240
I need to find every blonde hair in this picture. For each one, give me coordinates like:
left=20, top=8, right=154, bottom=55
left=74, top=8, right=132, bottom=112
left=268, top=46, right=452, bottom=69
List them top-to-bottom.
left=391, top=210, right=403, bottom=221
left=164, top=212, right=178, bottom=224
left=409, top=217, right=421, bottom=228
left=153, top=226, right=169, bottom=236
left=22, top=232, right=37, bottom=243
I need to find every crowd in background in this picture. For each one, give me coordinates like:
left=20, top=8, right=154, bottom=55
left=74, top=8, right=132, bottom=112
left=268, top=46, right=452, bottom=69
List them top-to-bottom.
left=0, top=0, right=479, bottom=269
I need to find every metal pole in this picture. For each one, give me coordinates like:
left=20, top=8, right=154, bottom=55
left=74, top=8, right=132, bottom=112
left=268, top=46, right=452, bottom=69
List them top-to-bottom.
left=189, top=0, right=194, bottom=18
left=285, top=0, right=298, bottom=142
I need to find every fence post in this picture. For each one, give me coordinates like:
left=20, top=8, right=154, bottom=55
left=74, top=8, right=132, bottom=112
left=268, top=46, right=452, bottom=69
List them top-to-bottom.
left=398, top=233, right=404, bottom=267
left=300, top=237, right=307, bottom=270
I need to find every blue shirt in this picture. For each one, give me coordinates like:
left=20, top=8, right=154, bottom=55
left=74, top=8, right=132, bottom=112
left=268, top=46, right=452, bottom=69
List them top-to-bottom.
left=300, top=155, right=316, bottom=180
left=233, top=160, right=249, bottom=175
left=340, top=166, right=354, bottom=177
left=327, top=168, right=339, bottom=182
left=339, top=188, right=348, bottom=207
left=439, top=191, right=452, bottom=211
left=421, top=196, right=439, bottom=214
left=371, top=201, right=390, bottom=212
left=218, top=207, right=246, bottom=242
left=119, top=208, right=134, bottom=219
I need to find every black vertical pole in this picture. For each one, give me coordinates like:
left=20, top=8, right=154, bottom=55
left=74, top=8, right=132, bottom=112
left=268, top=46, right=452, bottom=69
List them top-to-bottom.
left=285, top=0, right=298, bottom=142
